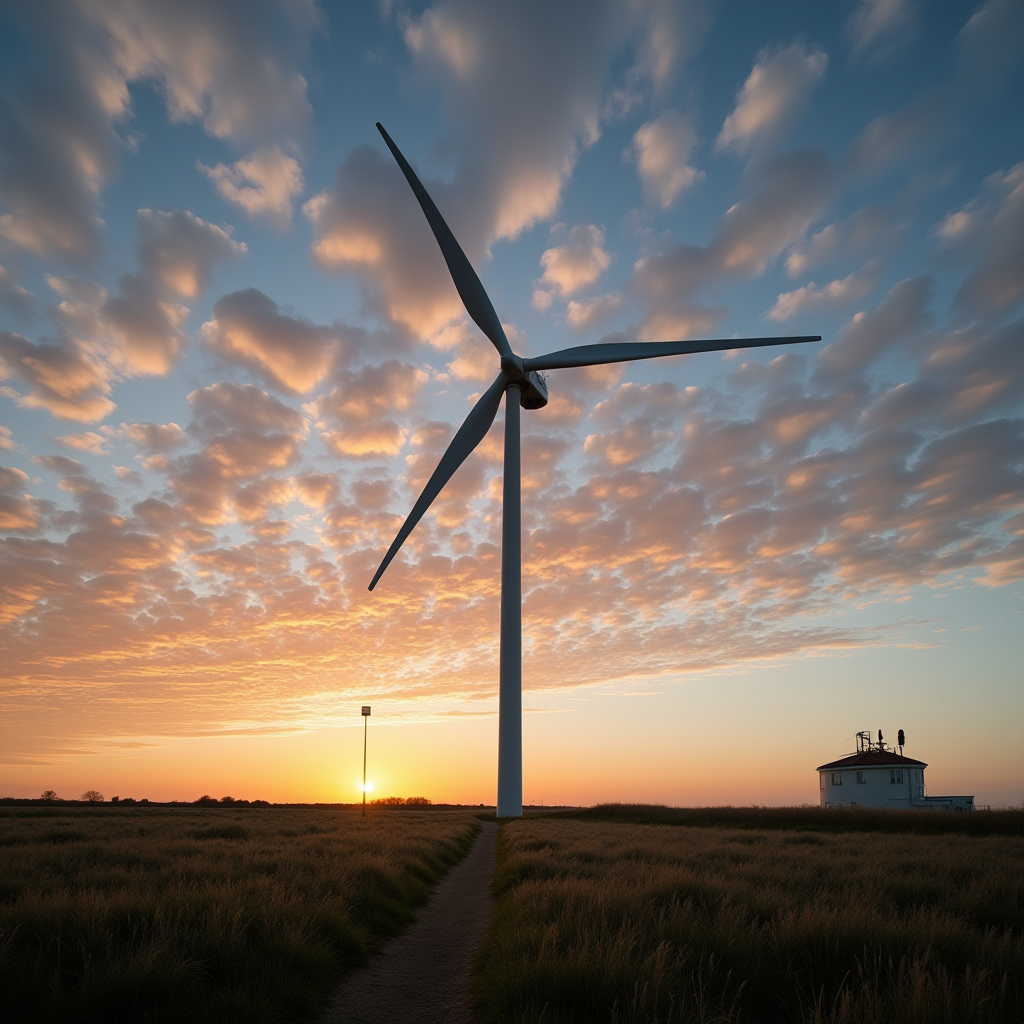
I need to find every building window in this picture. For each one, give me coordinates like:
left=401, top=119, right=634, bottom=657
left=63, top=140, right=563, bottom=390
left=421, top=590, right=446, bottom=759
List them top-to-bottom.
left=890, top=769, right=903, bottom=784
left=856, top=771, right=866, bottom=784
left=832, top=772, right=842, bottom=786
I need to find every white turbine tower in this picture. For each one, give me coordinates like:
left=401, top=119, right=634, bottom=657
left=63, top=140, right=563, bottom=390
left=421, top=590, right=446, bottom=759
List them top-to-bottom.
left=368, top=123, right=820, bottom=817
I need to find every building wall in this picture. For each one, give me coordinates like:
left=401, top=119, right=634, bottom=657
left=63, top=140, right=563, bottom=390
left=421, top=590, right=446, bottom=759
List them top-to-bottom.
left=819, top=765, right=924, bottom=809
left=920, top=795, right=975, bottom=811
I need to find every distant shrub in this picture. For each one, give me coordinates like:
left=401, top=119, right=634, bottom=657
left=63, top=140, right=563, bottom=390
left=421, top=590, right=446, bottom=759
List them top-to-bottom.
left=39, top=790, right=58, bottom=801
left=80, top=790, right=103, bottom=803
left=194, top=794, right=218, bottom=805
left=370, top=796, right=433, bottom=806
left=560, top=802, right=1024, bottom=837
left=190, top=824, right=249, bottom=841
left=40, top=829, right=88, bottom=844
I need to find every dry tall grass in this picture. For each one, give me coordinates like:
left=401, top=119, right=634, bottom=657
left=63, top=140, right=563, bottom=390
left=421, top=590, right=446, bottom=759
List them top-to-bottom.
left=0, top=803, right=479, bottom=1023
left=475, top=813, right=1023, bottom=1023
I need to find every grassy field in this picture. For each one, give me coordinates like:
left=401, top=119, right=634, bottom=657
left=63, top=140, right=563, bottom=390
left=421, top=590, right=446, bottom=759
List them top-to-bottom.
left=0, top=803, right=479, bottom=1023
left=475, top=807, right=1024, bottom=1024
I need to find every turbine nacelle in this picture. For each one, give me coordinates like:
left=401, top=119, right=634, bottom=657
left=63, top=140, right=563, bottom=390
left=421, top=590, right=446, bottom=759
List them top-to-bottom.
left=509, top=368, right=549, bottom=409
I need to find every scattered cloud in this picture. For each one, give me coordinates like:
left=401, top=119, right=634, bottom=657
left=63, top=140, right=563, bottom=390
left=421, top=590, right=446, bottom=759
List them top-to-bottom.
left=0, top=0, right=319, bottom=261
left=847, top=0, right=916, bottom=60
left=956, top=0, right=1024, bottom=87
left=309, top=1, right=710, bottom=337
left=716, top=42, right=827, bottom=155
left=630, top=111, right=704, bottom=209
left=304, top=146, right=465, bottom=337
left=199, top=147, right=304, bottom=228
left=632, top=148, right=835, bottom=329
left=934, top=162, right=1024, bottom=319
left=785, top=206, right=898, bottom=278
left=0, top=209, right=243, bottom=420
left=135, top=209, right=246, bottom=299
left=785, top=223, right=841, bottom=278
left=537, top=224, right=612, bottom=299
left=766, top=260, right=882, bottom=321
left=0, top=266, right=34, bottom=320
left=816, top=276, right=932, bottom=381
left=201, top=289, right=340, bottom=394
left=566, top=293, right=625, bottom=333
left=638, top=304, right=726, bottom=342
left=0, top=329, right=116, bottom=422
left=309, top=361, right=428, bottom=458
left=165, top=382, right=308, bottom=524
left=120, top=422, right=187, bottom=453
left=56, top=431, right=110, bottom=455
left=0, top=466, right=41, bottom=532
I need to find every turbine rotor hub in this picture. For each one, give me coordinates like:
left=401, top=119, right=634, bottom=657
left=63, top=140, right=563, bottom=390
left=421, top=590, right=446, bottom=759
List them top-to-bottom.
left=500, top=353, right=524, bottom=376
left=500, top=354, right=548, bottom=409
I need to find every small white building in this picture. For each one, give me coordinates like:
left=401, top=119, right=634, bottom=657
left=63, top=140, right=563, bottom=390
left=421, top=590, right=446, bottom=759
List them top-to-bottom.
left=817, top=730, right=974, bottom=811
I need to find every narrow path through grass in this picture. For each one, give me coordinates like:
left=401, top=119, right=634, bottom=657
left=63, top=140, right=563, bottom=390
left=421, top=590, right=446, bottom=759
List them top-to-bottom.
left=317, top=821, right=498, bottom=1023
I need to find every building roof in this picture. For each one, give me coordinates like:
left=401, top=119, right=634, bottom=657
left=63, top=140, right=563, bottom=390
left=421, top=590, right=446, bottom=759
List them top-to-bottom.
left=816, top=750, right=927, bottom=771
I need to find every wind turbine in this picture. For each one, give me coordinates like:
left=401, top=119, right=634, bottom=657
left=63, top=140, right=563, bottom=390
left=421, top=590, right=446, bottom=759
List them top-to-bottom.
left=368, top=122, right=820, bottom=817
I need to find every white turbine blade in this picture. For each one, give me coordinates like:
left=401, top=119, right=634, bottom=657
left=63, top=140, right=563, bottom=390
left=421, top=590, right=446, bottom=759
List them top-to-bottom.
left=377, top=122, right=511, bottom=360
left=523, top=335, right=821, bottom=372
left=368, top=373, right=509, bottom=591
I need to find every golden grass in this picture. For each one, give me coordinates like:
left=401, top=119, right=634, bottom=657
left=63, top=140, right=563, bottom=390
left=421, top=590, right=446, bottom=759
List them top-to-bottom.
left=0, top=803, right=479, bottom=1023
left=475, top=814, right=1024, bottom=1023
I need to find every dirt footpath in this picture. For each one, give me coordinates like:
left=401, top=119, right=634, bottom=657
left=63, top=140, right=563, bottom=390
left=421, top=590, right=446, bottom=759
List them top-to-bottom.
left=317, top=820, right=499, bottom=1024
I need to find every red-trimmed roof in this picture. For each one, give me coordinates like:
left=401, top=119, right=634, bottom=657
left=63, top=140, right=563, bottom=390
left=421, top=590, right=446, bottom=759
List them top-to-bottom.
left=817, top=750, right=927, bottom=771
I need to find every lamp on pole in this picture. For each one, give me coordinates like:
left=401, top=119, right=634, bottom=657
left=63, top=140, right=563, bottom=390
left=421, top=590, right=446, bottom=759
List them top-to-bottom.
left=361, top=705, right=371, bottom=816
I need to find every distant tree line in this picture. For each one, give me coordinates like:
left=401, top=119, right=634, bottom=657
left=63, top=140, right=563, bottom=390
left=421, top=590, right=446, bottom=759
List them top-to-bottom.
left=32, top=790, right=113, bottom=802
left=7, top=791, right=430, bottom=806
left=194, top=795, right=270, bottom=806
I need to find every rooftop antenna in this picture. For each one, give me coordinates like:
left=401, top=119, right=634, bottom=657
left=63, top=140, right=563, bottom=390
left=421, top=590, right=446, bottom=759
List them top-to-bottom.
left=367, top=121, right=821, bottom=817
left=898, top=728, right=905, bottom=756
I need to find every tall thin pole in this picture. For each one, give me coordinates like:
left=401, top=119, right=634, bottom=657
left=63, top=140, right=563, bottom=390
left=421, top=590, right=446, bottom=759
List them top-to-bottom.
left=497, top=386, right=523, bottom=818
left=362, top=713, right=368, bottom=817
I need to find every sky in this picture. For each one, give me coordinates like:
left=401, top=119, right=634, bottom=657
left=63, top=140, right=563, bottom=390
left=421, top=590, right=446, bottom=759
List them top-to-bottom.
left=0, top=0, right=1021, bottom=807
